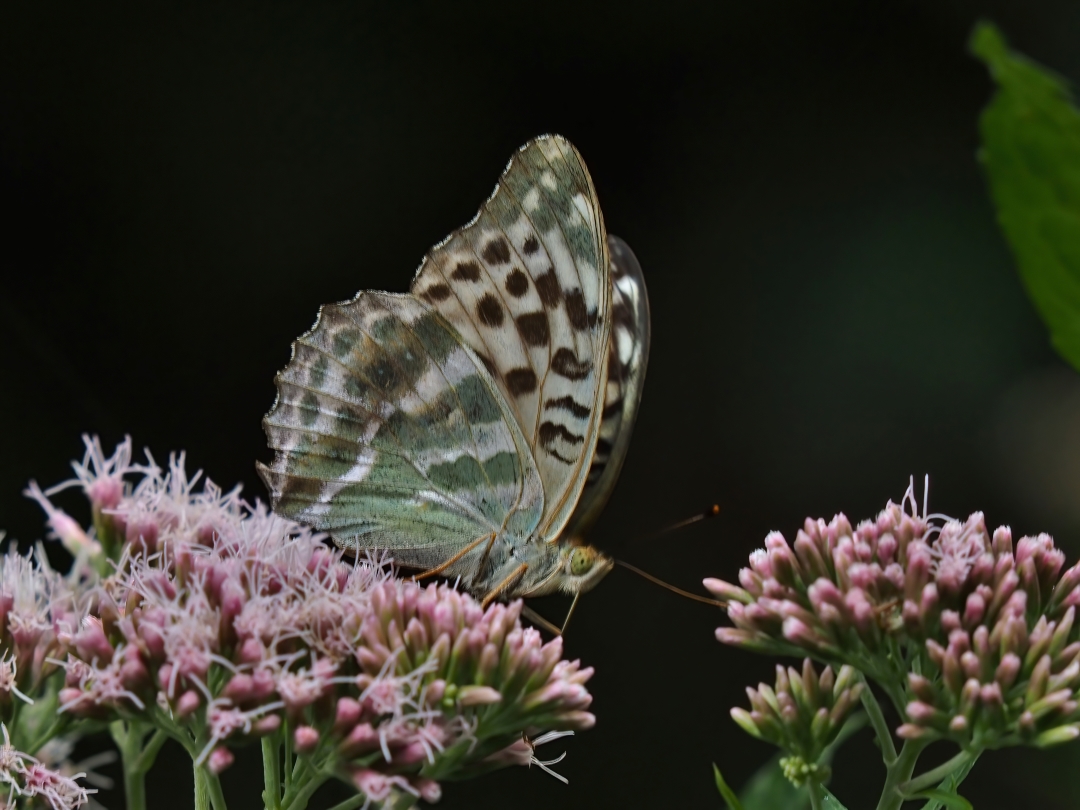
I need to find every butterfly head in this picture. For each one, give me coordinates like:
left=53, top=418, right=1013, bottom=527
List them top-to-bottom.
left=554, top=542, right=613, bottom=595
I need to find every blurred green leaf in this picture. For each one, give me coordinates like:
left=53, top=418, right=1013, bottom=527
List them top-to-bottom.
left=971, top=21, right=1080, bottom=371
left=738, top=713, right=867, bottom=810
left=738, top=754, right=807, bottom=810
left=917, top=756, right=978, bottom=810
left=714, top=763, right=747, bottom=810
left=821, top=786, right=850, bottom=809
left=913, top=788, right=973, bottom=810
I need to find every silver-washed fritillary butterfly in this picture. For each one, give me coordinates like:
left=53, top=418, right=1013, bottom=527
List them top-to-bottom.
left=258, top=135, right=649, bottom=618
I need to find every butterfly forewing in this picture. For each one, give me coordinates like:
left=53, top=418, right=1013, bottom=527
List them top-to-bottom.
left=410, top=135, right=612, bottom=541
left=564, top=235, right=651, bottom=538
left=258, top=292, right=544, bottom=572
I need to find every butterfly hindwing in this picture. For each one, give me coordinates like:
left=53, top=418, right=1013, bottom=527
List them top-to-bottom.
left=410, top=135, right=612, bottom=541
left=564, top=235, right=651, bottom=537
left=258, top=292, right=544, bottom=573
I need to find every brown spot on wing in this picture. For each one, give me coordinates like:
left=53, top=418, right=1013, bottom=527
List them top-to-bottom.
left=522, top=235, right=540, bottom=255
left=482, top=237, right=511, bottom=265
left=451, top=261, right=482, bottom=281
left=504, top=268, right=529, bottom=298
left=535, top=269, right=562, bottom=308
left=421, top=283, right=452, bottom=302
left=565, top=288, right=590, bottom=331
left=476, top=294, right=504, bottom=327
left=515, top=312, right=550, bottom=347
left=505, top=367, right=538, bottom=395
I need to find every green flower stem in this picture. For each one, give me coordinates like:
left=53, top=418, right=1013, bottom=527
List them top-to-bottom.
left=858, top=680, right=897, bottom=765
left=111, top=720, right=150, bottom=810
left=283, top=721, right=294, bottom=792
left=132, top=729, right=169, bottom=774
left=263, top=736, right=282, bottom=810
left=874, top=737, right=931, bottom=810
left=899, top=750, right=980, bottom=797
left=280, top=758, right=329, bottom=810
left=194, top=764, right=210, bottom=810
left=194, top=765, right=228, bottom=810
left=207, top=770, right=228, bottom=810
left=281, top=773, right=328, bottom=810
left=808, top=783, right=825, bottom=810
left=324, top=796, right=369, bottom=810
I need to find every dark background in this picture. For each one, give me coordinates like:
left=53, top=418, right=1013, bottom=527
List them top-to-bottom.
left=3, top=2, right=1080, bottom=807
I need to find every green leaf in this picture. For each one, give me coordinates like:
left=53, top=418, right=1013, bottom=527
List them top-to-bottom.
left=971, top=21, right=1080, bottom=371
left=738, top=714, right=867, bottom=810
left=738, top=754, right=807, bottom=810
left=917, top=756, right=979, bottom=810
left=713, top=763, right=747, bottom=810
left=821, top=786, right=851, bottom=809
left=914, top=789, right=973, bottom=810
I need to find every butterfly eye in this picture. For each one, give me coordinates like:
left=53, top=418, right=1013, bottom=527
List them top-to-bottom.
left=569, top=547, right=593, bottom=576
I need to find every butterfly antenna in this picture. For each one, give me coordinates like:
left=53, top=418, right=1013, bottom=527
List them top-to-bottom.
left=632, top=504, right=720, bottom=546
left=614, top=559, right=726, bottom=607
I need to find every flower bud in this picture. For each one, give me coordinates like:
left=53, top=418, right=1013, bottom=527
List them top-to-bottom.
left=992, top=526, right=1013, bottom=557
left=703, top=578, right=753, bottom=605
left=962, top=592, right=986, bottom=629
left=74, top=623, right=115, bottom=664
left=995, top=654, right=1021, bottom=690
left=458, top=685, right=502, bottom=706
left=176, top=690, right=201, bottom=718
left=252, top=715, right=281, bottom=736
left=1034, top=723, right=1080, bottom=747
left=292, top=725, right=319, bottom=754
left=207, top=747, right=234, bottom=775
left=352, top=769, right=392, bottom=802
left=415, top=777, right=441, bottom=802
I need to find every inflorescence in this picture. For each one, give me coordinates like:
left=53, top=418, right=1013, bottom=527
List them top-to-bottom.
left=3, top=436, right=596, bottom=808
left=706, top=481, right=1080, bottom=753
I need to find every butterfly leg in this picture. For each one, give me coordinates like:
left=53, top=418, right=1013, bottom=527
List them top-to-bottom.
left=470, top=531, right=499, bottom=589
left=409, top=532, right=495, bottom=582
left=480, top=562, right=528, bottom=609
left=560, top=592, right=582, bottom=635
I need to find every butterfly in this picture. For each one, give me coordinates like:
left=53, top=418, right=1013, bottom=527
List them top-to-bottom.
left=258, top=135, right=649, bottom=623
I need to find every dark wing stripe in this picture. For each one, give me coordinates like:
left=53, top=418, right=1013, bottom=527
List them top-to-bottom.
left=545, top=396, right=591, bottom=419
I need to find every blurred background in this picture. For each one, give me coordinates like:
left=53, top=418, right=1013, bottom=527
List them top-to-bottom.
left=3, top=2, right=1080, bottom=807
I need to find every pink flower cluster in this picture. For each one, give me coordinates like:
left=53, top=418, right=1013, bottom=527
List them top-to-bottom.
left=29, top=437, right=594, bottom=804
left=705, top=484, right=1080, bottom=748
left=0, top=547, right=78, bottom=711
left=355, top=582, right=594, bottom=787
left=0, top=725, right=92, bottom=809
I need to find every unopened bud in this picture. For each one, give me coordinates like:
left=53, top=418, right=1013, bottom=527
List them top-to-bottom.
left=294, top=725, right=319, bottom=754
left=207, top=747, right=234, bottom=775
